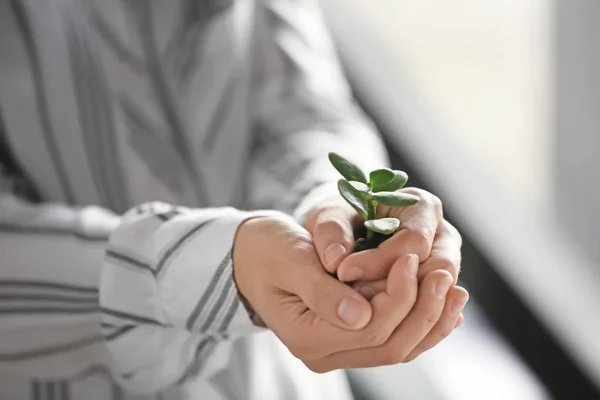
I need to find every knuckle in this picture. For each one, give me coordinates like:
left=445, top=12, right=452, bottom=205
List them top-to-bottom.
left=404, top=188, right=443, bottom=214
left=315, top=218, right=344, bottom=237
left=443, top=220, right=463, bottom=246
left=399, top=229, right=430, bottom=258
left=409, top=229, right=431, bottom=248
left=430, top=256, right=459, bottom=277
left=423, top=308, right=440, bottom=326
left=437, top=324, right=454, bottom=339
left=362, top=327, right=390, bottom=347
left=381, top=345, right=408, bottom=365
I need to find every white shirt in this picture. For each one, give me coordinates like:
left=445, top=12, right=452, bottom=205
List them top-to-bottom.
left=0, top=0, right=387, bottom=399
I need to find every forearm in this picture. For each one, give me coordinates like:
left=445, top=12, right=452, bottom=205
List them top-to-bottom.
left=0, top=194, right=273, bottom=393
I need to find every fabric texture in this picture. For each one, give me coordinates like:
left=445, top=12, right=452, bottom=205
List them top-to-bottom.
left=0, top=0, right=388, bottom=398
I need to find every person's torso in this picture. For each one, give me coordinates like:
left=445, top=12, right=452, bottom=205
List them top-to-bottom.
left=0, top=0, right=256, bottom=214
left=0, top=1, right=283, bottom=399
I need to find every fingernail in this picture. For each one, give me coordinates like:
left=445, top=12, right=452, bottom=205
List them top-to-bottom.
left=324, top=243, right=346, bottom=267
left=406, top=254, right=418, bottom=279
left=342, top=266, right=363, bottom=282
left=435, top=276, right=453, bottom=299
left=355, top=286, right=376, bottom=301
left=451, top=295, right=469, bottom=316
left=338, top=298, right=368, bottom=328
left=455, top=316, right=464, bottom=328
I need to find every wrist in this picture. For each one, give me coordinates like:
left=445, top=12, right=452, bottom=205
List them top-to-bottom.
left=232, top=214, right=284, bottom=328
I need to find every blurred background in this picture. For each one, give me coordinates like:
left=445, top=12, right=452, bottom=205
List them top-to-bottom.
left=318, top=0, right=600, bottom=399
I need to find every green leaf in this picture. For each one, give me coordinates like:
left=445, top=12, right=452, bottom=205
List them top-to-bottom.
left=328, top=152, right=367, bottom=183
left=369, top=168, right=395, bottom=191
left=372, top=170, right=409, bottom=192
left=338, top=179, right=369, bottom=219
left=349, top=181, right=370, bottom=193
left=372, top=191, right=420, bottom=207
left=364, top=218, right=400, bottom=235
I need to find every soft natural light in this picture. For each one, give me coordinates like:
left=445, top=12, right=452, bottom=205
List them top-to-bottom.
left=331, top=0, right=552, bottom=218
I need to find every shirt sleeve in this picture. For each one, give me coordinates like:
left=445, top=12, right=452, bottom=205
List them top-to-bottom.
left=248, top=0, right=390, bottom=223
left=0, top=183, right=278, bottom=394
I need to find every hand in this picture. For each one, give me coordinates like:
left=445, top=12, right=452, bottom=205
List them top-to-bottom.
left=306, top=188, right=468, bottom=360
left=233, top=214, right=457, bottom=371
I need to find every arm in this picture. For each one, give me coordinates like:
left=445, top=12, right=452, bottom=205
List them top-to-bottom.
left=248, top=0, right=389, bottom=222
left=0, top=173, right=270, bottom=394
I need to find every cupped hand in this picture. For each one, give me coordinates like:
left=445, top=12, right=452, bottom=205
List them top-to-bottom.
left=305, top=188, right=468, bottom=360
left=233, top=214, right=458, bottom=371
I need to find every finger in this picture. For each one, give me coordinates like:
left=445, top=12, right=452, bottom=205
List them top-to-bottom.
left=378, top=188, right=443, bottom=259
left=336, top=189, right=442, bottom=282
left=310, top=205, right=359, bottom=272
left=338, top=219, right=461, bottom=284
left=416, top=220, right=462, bottom=283
left=337, top=228, right=425, bottom=282
left=283, top=246, right=373, bottom=331
left=279, top=254, right=419, bottom=360
left=327, top=254, right=420, bottom=352
left=305, top=270, right=452, bottom=372
left=352, top=279, right=387, bottom=300
left=403, top=286, right=469, bottom=362
left=455, top=313, right=464, bottom=328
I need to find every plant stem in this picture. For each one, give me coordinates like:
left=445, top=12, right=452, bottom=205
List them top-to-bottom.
left=365, top=198, right=376, bottom=244
left=366, top=228, right=375, bottom=243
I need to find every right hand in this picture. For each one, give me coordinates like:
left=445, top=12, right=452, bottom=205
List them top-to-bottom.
left=233, top=214, right=456, bottom=372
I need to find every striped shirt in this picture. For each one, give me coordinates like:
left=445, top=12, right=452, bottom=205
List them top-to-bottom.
left=0, top=0, right=387, bottom=399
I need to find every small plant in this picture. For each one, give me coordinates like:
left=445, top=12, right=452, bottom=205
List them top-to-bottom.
left=328, top=152, right=419, bottom=252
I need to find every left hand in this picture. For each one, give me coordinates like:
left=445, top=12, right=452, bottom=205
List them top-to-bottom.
left=305, top=187, right=467, bottom=360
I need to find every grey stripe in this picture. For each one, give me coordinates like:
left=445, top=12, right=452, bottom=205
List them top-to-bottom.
left=10, top=0, right=75, bottom=203
left=163, top=0, right=209, bottom=83
left=165, top=0, right=233, bottom=82
left=133, top=1, right=208, bottom=206
left=65, top=8, right=128, bottom=212
left=92, top=11, right=145, bottom=74
left=65, top=13, right=112, bottom=210
left=201, top=70, right=238, bottom=151
left=119, top=95, right=188, bottom=195
left=156, top=209, right=180, bottom=221
left=155, top=217, right=217, bottom=276
left=0, top=223, right=110, bottom=241
left=106, top=249, right=154, bottom=274
left=185, top=251, right=231, bottom=331
left=198, top=271, right=236, bottom=333
left=0, top=280, right=97, bottom=295
left=0, top=294, right=97, bottom=303
left=217, top=295, right=240, bottom=333
left=0, top=306, right=99, bottom=315
left=101, top=306, right=170, bottom=327
left=105, top=325, right=136, bottom=341
left=0, top=335, right=102, bottom=362
left=176, top=336, right=217, bottom=385
left=74, top=364, right=111, bottom=380
left=32, top=381, right=41, bottom=400
left=59, top=381, right=69, bottom=400
left=46, top=382, right=55, bottom=400
left=111, top=383, right=124, bottom=400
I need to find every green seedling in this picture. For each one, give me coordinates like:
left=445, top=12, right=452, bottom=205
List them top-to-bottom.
left=328, top=152, right=419, bottom=251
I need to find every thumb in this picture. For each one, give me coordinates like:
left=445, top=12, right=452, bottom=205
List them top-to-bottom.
left=310, top=205, right=357, bottom=273
left=288, top=260, right=373, bottom=330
